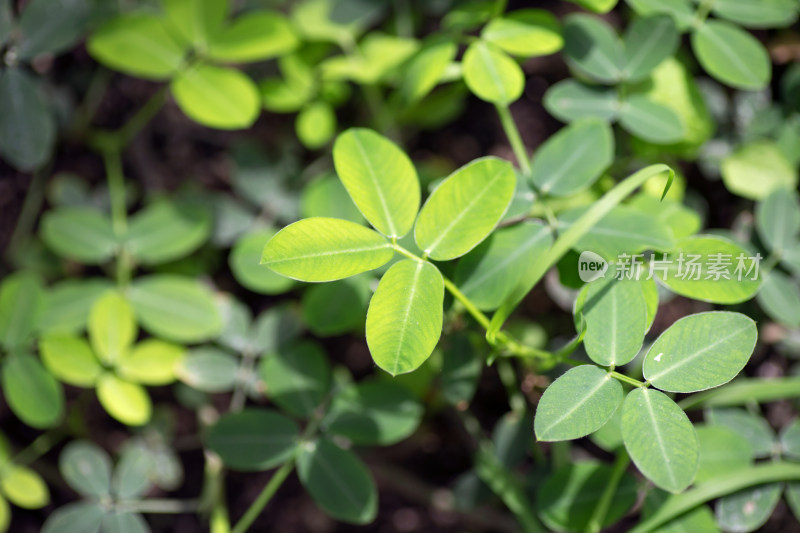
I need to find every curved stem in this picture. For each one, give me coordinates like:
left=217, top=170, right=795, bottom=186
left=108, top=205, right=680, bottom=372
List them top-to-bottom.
left=495, top=104, right=531, bottom=176
left=585, top=450, right=630, bottom=533
left=231, top=458, right=296, bottom=533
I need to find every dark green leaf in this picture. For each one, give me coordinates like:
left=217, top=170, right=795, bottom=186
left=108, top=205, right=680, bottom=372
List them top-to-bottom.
left=16, top=0, right=90, bottom=59
left=562, top=14, right=624, bottom=83
left=621, top=14, right=678, bottom=82
left=691, top=20, right=771, bottom=90
left=0, top=68, right=56, bottom=171
left=543, top=80, right=620, bottom=123
left=619, top=95, right=685, bottom=144
left=125, top=200, right=211, bottom=265
left=41, top=207, right=118, bottom=264
left=230, top=229, right=295, bottom=294
left=0, top=271, right=44, bottom=351
left=301, top=276, right=370, bottom=336
left=440, top=332, right=482, bottom=406
left=260, top=341, right=331, bottom=419
left=176, top=347, right=239, bottom=393
left=2, top=353, right=63, bottom=429
left=707, top=408, right=776, bottom=458
left=205, top=409, right=298, bottom=471
left=695, top=425, right=753, bottom=484
left=59, top=441, right=112, bottom=498
left=715, top=483, right=782, bottom=532
left=41, top=502, right=105, bottom=533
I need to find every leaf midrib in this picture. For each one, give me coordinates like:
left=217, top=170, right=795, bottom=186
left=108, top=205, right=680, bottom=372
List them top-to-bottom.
left=351, top=134, right=398, bottom=237
left=390, top=262, right=423, bottom=375
left=641, top=390, right=679, bottom=488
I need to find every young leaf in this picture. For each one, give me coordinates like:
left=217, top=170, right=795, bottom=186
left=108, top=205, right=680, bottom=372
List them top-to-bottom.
left=163, top=0, right=227, bottom=47
left=480, top=9, right=563, bottom=58
left=206, top=11, right=298, bottom=63
left=88, top=14, right=187, bottom=80
left=562, top=14, right=625, bottom=84
left=621, top=14, right=678, bottom=82
left=691, top=20, right=771, bottom=90
left=320, top=33, right=419, bottom=85
left=398, top=41, right=458, bottom=104
left=462, top=41, right=524, bottom=105
left=171, top=64, right=260, bottom=130
left=0, top=68, right=56, bottom=171
left=543, top=79, right=620, bottom=123
left=619, top=95, right=685, bottom=144
left=295, top=101, right=336, bottom=150
left=530, top=119, right=613, bottom=196
left=332, top=128, right=420, bottom=238
left=721, top=141, right=797, bottom=200
left=415, top=157, right=516, bottom=260
left=755, top=188, right=800, bottom=252
left=125, top=200, right=211, bottom=265
left=41, top=207, right=118, bottom=264
left=261, top=217, right=393, bottom=282
left=455, top=221, right=553, bottom=310
left=231, top=229, right=295, bottom=294
left=655, top=235, right=763, bottom=304
left=365, top=260, right=444, bottom=375
left=756, top=271, right=800, bottom=328
left=0, top=272, right=44, bottom=351
left=128, top=275, right=222, bottom=343
left=37, top=278, right=113, bottom=334
left=580, top=278, right=647, bottom=366
left=89, top=291, right=137, bottom=366
left=643, top=311, right=757, bottom=393
left=39, top=335, right=103, bottom=387
left=116, top=340, right=185, bottom=385
left=260, top=341, right=331, bottom=419
left=176, top=347, right=239, bottom=393
left=2, top=353, right=64, bottom=429
left=534, top=365, right=623, bottom=441
left=96, top=374, right=152, bottom=426
left=325, top=378, right=424, bottom=445
left=621, top=387, right=699, bottom=493
left=707, top=408, right=775, bottom=458
left=205, top=409, right=298, bottom=471
left=695, top=425, right=753, bottom=484
left=297, top=438, right=377, bottom=525
left=59, top=441, right=112, bottom=498
left=0, top=465, right=49, bottom=509
left=716, top=483, right=783, bottom=532
left=41, top=502, right=105, bottom=533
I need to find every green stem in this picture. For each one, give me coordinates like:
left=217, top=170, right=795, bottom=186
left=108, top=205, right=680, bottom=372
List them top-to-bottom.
left=493, top=0, right=508, bottom=17
left=693, top=0, right=715, bottom=28
left=70, top=67, right=112, bottom=137
left=115, top=86, right=168, bottom=148
left=495, top=104, right=531, bottom=176
left=102, top=149, right=127, bottom=237
left=6, top=165, right=48, bottom=260
left=230, top=350, right=257, bottom=412
left=497, top=359, right=526, bottom=413
left=609, top=370, right=646, bottom=388
left=12, top=430, right=64, bottom=467
left=585, top=450, right=629, bottom=533
left=231, top=458, right=296, bottom=533
left=630, top=462, right=800, bottom=533
left=119, top=499, right=200, bottom=514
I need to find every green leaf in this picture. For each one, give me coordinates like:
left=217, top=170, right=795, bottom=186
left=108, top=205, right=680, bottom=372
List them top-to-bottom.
left=0, top=0, right=13, bottom=47
left=16, top=0, right=90, bottom=59
left=163, top=0, right=227, bottom=47
left=291, top=0, right=362, bottom=43
left=567, top=0, right=619, bottom=13
left=625, top=0, right=696, bottom=30
left=712, top=0, right=797, bottom=28
left=481, top=9, right=562, bottom=58
left=206, top=11, right=297, bottom=63
left=88, top=14, right=187, bottom=80
left=562, top=14, right=624, bottom=84
left=621, top=14, right=678, bottom=82
left=691, top=20, right=771, bottom=90
left=319, top=33, right=419, bottom=85
left=398, top=41, right=458, bottom=104
left=462, top=41, right=524, bottom=105
left=171, top=64, right=260, bottom=130
left=0, top=68, right=56, bottom=171
left=543, top=79, right=620, bottom=123
left=619, top=95, right=685, bottom=144
left=296, top=101, right=336, bottom=150
left=530, top=119, right=613, bottom=196
left=332, top=128, right=419, bottom=238
left=721, top=141, right=797, bottom=200
left=415, top=157, right=516, bottom=260
left=300, top=174, right=364, bottom=223
left=756, top=188, right=800, bottom=252
left=628, top=194, right=701, bottom=240
left=125, top=200, right=211, bottom=265
left=558, top=204, right=675, bottom=260
left=41, top=207, right=118, bottom=264
left=261, top=217, right=393, bottom=282
left=455, top=221, right=552, bottom=311
left=230, top=229, right=295, bottom=294
left=655, top=235, right=763, bottom=304
left=366, top=260, right=443, bottom=375
left=757, top=271, right=800, bottom=328
left=0, top=272, right=44, bottom=351
left=128, top=275, right=222, bottom=343
left=301, top=276, right=370, bottom=336
left=579, top=278, right=647, bottom=366
left=37, top=279, right=113, bottom=334
left=89, top=291, right=137, bottom=366
left=644, top=311, right=756, bottom=393
left=440, top=332, right=482, bottom=406
left=40, top=335, right=103, bottom=387
left=116, top=339, right=184, bottom=385
left=260, top=341, right=330, bottom=419
left=176, top=347, right=238, bottom=393
left=2, top=353, right=63, bottom=429
left=534, top=365, right=623, bottom=441
left=96, top=374, right=152, bottom=426
left=325, top=378, right=424, bottom=445
left=621, top=387, right=699, bottom=493
left=707, top=408, right=776, bottom=458
left=205, top=409, right=298, bottom=471
left=591, top=409, right=624, bottom=451
left=780, top=419, right=800, bottom=459
left=695, top=425, right=753, bottom=484
left=297, top=438, right=377, bottom=524
left=59, top=441, right=112, bottom=498
left=113, top=446, right=154, bottom=500
left=536, top=461, right=638, bottom=532
left=0, top=465, right=49, bottom=509
left=715, top=483, right=782, bottom=532
left=788, top=483, right=800, bottom=524
left=642, top=489, right=719, bottom=533
left=41, top=502, right=105, bottom=533
left=102, top=511, right=149, bottom=533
